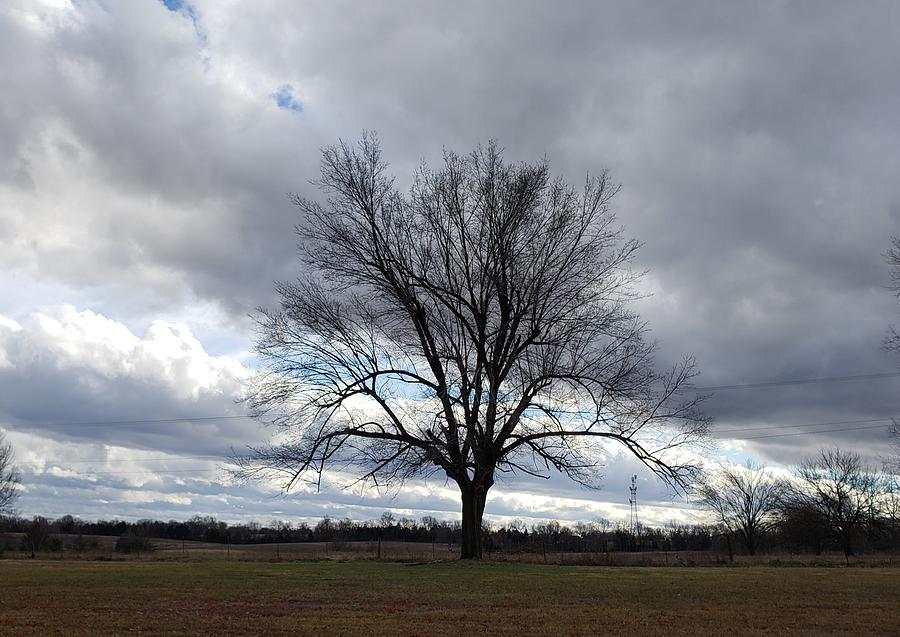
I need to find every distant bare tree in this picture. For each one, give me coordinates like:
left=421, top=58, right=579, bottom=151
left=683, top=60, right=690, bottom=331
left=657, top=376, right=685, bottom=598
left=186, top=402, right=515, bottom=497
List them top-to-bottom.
left=238, top=134, right=710, bottom=559
left=885, top=235, right=900, bottom=354
left=885, top=236, right=900, bottom=474
left=891, top=420, right=900, bottom=474
left=0, top=431, right=20, bottom=514
left=785, top=448, right=883, bottom=558
left=696, top=461, right=783, bottom=557
left=882, top=470, right=900, bottom=546
left=777, top=499, right=830, bottom=555
left=378, top=511, right=393, bottom=526
left=24, top=516, right=50, bottom=558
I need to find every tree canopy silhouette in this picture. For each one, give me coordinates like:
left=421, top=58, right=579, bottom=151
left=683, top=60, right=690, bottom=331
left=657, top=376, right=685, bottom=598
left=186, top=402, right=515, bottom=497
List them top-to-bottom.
left=239, top=134, right=709, bottom=559
left=887, top=235, right=900, bottom=353
left=886, top=236, right=900, bottom=466
left=0, top=431, right=20, bottom=514
left=697, top=461, right=783, bottom=557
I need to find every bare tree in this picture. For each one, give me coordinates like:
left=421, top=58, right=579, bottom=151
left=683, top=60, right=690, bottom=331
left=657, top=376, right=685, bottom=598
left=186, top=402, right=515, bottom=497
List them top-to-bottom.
left=238, top=135, right=710, bottom=559
left=886, top=235, right=900, bottom=350
left=886, top=238, right=900, bottom=469
left=890, top=420, right=900, bottom=474
left=0, top=431, right=20, bottom=514
left=785, top=448, right=883, bottom=558
left=696, top=461, right=783, bottom=557
left=882, top=470, right=900, bottom=547
left=777, top=498, right=830, bottom=554
left=23, top=516, right=50, bottom=558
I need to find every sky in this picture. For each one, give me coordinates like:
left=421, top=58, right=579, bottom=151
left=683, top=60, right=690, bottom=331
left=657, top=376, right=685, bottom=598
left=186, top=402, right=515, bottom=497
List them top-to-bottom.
left=1, top=0, right=899, bottom=529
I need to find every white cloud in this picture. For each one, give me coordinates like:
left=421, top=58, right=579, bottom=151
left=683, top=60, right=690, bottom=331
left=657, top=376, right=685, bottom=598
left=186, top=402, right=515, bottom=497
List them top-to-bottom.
left=5, top=305, right=248, bottom=401
left=0, top=306, right=255, bottom=470
left=0, top=315, right=22, bottom=369
left=117, top=489, right=193, bottom=507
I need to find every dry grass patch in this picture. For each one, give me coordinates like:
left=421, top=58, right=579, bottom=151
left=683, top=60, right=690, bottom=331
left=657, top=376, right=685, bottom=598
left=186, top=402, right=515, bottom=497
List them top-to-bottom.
left=0, top=560, right=897, bottom=636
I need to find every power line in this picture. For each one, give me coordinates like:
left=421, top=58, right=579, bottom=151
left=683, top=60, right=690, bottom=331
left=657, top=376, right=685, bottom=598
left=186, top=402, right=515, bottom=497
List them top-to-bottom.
left=3, top=371, right=899, bottom=431
left=691, top=371, right=900, bottom=392
left=9, top=413, right=897, bottom=447
left=11, top=415, right=252, bottom=428
left=21, top=416, right=894, bottom=451
left=713, top=417, right=893, bottom=435
left=27, top=418, right=893, bottom=472
left=742, top=423, right=891, bottom=441
left=43, top=455, right=226, bottom=464
left=28, top=468, right=223, bottom=476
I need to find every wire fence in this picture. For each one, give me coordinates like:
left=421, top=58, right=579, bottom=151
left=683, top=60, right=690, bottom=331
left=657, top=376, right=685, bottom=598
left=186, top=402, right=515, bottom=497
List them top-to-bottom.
left=3, top=534, right=899, bottom=567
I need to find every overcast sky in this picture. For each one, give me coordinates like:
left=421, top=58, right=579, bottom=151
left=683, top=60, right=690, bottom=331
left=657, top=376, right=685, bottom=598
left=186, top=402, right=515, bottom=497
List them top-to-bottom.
left=1, top=0, right=899, bottom=528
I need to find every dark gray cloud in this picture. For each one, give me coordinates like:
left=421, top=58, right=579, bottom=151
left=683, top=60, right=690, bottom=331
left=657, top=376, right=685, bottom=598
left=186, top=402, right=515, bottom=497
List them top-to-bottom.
left=1, top=0, right=899, bottom=524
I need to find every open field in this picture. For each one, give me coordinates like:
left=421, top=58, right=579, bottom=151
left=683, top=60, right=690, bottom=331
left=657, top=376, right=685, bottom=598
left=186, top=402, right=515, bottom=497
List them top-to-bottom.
left=6, top=532, right=900, bottom=566
left=1, top=533, right=455, bottom=562
left=7, top=533, right=900, bottom=567
left=1, top=560, right=899, bottom=636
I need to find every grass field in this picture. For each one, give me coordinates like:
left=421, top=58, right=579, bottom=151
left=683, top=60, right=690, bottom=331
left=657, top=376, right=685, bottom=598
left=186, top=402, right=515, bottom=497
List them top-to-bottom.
left=1, top=560, right=898, bottom=636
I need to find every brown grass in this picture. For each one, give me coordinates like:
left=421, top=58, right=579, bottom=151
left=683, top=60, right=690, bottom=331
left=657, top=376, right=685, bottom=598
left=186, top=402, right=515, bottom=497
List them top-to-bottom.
left=1, top=560, right=898, bottom=636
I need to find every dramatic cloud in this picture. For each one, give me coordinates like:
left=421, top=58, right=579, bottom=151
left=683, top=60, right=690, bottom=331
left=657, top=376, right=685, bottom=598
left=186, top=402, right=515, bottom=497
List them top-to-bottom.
left=1, top=0, right=899, bottom=525
left=0, top=306, right=250, bottom=450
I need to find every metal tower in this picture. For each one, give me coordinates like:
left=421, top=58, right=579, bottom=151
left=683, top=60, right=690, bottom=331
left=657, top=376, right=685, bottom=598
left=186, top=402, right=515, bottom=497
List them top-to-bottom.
left=628, top=474, right=639, bottom=537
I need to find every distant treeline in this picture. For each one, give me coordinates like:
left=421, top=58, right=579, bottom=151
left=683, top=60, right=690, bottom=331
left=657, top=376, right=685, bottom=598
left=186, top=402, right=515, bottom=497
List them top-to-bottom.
left=1, top=502, right=898, bottom=557
left=0, top=513, right=717, bottom=554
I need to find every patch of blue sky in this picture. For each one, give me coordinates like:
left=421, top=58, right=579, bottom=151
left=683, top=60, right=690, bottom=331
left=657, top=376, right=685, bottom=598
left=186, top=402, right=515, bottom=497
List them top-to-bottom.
left=160, top=0, right=208, bottom=50
left=273, top=84, right=303, bottom=113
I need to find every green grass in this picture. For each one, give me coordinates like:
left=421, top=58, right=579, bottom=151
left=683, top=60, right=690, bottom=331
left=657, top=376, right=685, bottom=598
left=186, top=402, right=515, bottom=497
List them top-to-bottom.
left=0, top=560, right=897, bottom=636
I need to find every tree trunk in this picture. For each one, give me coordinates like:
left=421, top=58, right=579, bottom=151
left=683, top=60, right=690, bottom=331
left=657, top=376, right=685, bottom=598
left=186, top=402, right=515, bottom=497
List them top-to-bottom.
left=459, top=480, right=490, bottom=560
left=841, top=526, right=854, bottom=558
left=745, top=529, right=757, bottom=556
left=843, top=538, right=854, bottom=558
